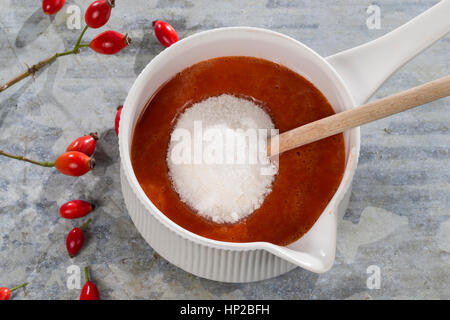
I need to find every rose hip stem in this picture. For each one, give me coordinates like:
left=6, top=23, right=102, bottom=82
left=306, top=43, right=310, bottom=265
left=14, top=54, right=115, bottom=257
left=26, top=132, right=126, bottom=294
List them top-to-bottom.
left=0, top=25, right=90, bottom=93
left=0, top=149, right=55, bottom=167
left=81, top=218, right=93, bottom=231
left=10, top=282, right=28, bottom=293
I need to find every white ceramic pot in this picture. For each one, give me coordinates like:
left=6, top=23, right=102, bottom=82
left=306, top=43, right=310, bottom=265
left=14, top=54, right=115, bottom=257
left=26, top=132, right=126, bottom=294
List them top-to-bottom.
left=119, top=1, right=450, bottom=282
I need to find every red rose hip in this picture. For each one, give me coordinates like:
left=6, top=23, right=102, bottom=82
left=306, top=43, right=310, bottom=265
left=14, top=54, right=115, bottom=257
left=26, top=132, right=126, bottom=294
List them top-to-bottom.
left=42, top=0, right=66, bottom=15
left=85, top=0, right=115, bottom=29
left=153, top=20, right=178, bottom=47
left=90, top=31, right=131, bottom=55
left=115, top=105, right=122, bottom=136
left=66, top=133, right=98, bottom=157
left=55, top=151, right=95, bottom=176
left=60, top=200, right=94, bottom=219
left=66, top=218, right=92, bottom=257
left=80, top=266, right=100, bottom=300
left=0, top=287, right=9, bottom=300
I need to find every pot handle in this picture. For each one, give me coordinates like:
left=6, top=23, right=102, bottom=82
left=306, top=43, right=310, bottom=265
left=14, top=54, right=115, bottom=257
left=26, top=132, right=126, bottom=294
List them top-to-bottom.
left=326, top=0, right=450, bottom=105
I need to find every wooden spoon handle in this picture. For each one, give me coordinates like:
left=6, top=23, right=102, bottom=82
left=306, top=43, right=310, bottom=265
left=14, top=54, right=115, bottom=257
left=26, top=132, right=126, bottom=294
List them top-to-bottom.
left=269, top=75, right=450, bottom=156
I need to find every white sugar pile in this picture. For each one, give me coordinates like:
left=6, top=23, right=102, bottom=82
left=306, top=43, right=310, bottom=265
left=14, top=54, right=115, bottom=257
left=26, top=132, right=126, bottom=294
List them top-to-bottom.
left=167, top=94, right=278, bottom=224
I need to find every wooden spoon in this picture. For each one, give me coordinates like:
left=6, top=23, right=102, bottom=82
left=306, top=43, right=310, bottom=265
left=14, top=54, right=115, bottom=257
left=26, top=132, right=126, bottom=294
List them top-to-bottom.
left=268, top=75, right=450, bottom=157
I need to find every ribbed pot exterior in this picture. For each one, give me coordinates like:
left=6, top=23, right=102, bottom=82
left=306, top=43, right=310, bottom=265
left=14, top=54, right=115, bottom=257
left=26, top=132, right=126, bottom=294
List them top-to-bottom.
left=121, top=167, right=297, bottom=282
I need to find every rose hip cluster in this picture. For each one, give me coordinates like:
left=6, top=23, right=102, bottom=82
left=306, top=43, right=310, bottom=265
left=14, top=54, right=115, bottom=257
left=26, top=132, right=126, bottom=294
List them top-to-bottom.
left=43, top=0, right=179, bottom=50
left=44, top=0, right=130, bottom=55
left=45, top=0, right=129, bottom=53
left=86, top=0, right=131, bottom=55
left=0, top=1, right=132, bottom=94
left=2, top=1, right=183, bottom=300
left=0, top=132, right=99, bottom=300
left=0, top=133, right=98, bottom=176
left=56, top=133, right=98, bottom=176
left=60, top=133, right=99, bottom=298
left=57, top=134, right=98, bottom=257
left=59, top=134, right=98, bottom=298
left=60, top=199, right=94, bottom=258
left=0, top=283, right=27, bottom=300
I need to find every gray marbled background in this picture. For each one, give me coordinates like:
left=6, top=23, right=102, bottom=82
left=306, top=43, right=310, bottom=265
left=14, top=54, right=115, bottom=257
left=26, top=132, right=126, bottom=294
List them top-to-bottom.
left=0, top=0, right=448, bottom=300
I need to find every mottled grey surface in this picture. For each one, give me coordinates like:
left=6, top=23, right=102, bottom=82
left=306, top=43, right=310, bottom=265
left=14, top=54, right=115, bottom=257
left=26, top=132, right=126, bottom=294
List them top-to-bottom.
left=0, top=0, right=448, bottom=300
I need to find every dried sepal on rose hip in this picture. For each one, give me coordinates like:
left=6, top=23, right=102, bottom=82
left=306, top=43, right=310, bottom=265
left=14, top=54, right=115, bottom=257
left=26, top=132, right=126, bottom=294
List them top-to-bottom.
left=42, top=0, right=66, bottom=15
left=85, top=0, right=115, bottom=29
left=153, top=20, right=179, bottom=47
left=90, top=31, right=131, bottom=55
left=115, top=105, right=123, bottom=136
left=66, top=133, right=98, bottom=157
left=55, top=151, right=95, bottom=177
left=60, top=200, right=95, bottom=219
left=66, top=218, right=92, bottom=257
left=80, top=266, right=100, bottom=300
left=0, top=283, right=27, bottom=300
